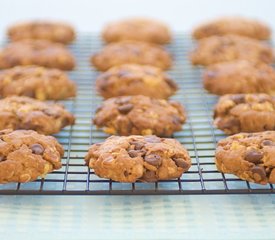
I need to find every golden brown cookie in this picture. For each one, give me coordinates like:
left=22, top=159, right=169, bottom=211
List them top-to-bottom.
left=193, top=16, right=271, bottom=40
left=102, top=17, right=171, bottom=44
left=7, top=21, right=75, bottom=44
left=190, top=35, right=273, bottom=66
left=0, top=40, right=75, bottom=70
left=91, top=41, right=172, bottom=71
left=203, top=60, right=275, bottom=95
left=95, top=64, right=177, bottom=99
left=0, top=65, right=76, bottom=100
left=214, top=94, right=275, bottom=135
left=94, top=95, right=186, bottom=136
left=0, top=96, right=75, bottom=135
left=0, top=129, right=63, bottom=183
left=215, top=131, right=275, bottom=185
left=85, top=135, right=191, bottom=182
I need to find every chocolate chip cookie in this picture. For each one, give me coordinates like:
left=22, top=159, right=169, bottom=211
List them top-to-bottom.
left=102, top=17, right=171, bottom=44
left=193, top=17, right=271, bottom=40
left=8, top=21, right=75, bottom=44
left=190, top=35, right=273, bottom=66
left=0, top=40, right=75, bottom=70
left=91, top=41, right=172, bottom=71
left=203, top=60, right=275, bottom=95
left=96, top=64, right=177, bottom=99
left=0, top=65, right=76, bottom=100
left=214, top=94, right=275, bottom=135
left=94, top=95, right=186, bottom=136
left=0, top=96, right=75, bottom=135
left=0, top=129, right=63, bottom=183
left=215, top=131, right=275, bottom=184
left=85, top=135, right=191, bottom=182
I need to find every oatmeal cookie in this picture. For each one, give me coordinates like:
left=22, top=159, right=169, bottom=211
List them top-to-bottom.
left=193, top=16, right=271, bottom=40
left=102, top=17, right=171, bottom=44
left=8, top=21, right=75, bottom=44
left=190, top=35, right=273, bottom=66
left=0, top=40, right=75, bottom=70
left=91, top=41, right=172, bottom=71
left=203, top=60, right=275, bottom=95
left=96, top=64, right=177, bottom=99
left=0, top=65, right=76, bottom=100
left=214, top=94, right=275, bottom=134
left=94, top=95, right=186, bottom=136
left=0, top=96, right=75, bottom=135
left=0, top=129, right=63, bottom=183
left=215, top=131, right=275, bottom=184
left=85, top=135, right=191, bottom=182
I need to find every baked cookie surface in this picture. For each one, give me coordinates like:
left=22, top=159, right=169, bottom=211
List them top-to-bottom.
left=102, top=17, right=171, bottom=44
left=193, top=17, right=271, bottom=40
left=8, top=21, right=75, bottom=44
left=190, top=35, right=273, bottom=66
left=0, top=40, right=75, bottom=70
left=91, top=41, right=172, bottom=71
left=203, top=60, right=275, bottom=95
left=96, top=64, right=177, bottom=99
left=0, top=65, right=76, bottom=100
left=214, top=94, right=275, bottom=135
left=94, top=95, right=186, bottom=136
left=0, top=96, right=75, bottom=135
left=0, top=129, right=63, bottom=183
left=215, top=131, right=275, bottom=184
left=85, top=135, right=191, bottom=182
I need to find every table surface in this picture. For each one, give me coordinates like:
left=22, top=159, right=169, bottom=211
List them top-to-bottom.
left=1, top=0, right=275, bottom=239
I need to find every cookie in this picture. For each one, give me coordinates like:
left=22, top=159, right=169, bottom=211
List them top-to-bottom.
left=102, top=17, right=171, bottom=44
left=193, top=17, right=271, bottom=40
left=8, top=21, right=75, bottom=44
left=190, top=35, right=273, bottom=66
left=0, top=40, right=75, bottom=70
left=91, top=41, right=172, bottom=71
left=203, top=60, right=275, bottom=95
left=95, top=64, right=177, bottom=99
left=0, top=65, right=76, bottom=100
left=214, top=94, right=275, bottom=135
left=94, top=95, right=186, bottom=136
left=0, top=96, right=75, bottom=135
left=0, top=129, right=63, bottom=183
left=215, top=131, right=275, bottom=185
left=85, top=135, right=191, bottom=182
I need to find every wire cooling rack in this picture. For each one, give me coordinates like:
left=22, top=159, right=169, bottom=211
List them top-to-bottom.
left=0, top=33, right=274, bottom=195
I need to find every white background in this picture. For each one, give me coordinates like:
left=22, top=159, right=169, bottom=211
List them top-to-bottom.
left=0, top=0, right=274, bottom=35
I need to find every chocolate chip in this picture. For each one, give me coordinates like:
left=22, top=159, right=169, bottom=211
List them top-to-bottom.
left=118, top=70, right=130, bottom=77
left=205, top=70, right=216, bottom=78
left=165, top=77, right=178, bottom=90
left=231, top=95, right=245, bottom=104
left=115, top=97, right=131, bottom=105
left=117, top=104, right=134, bottom=114
left=172, top=116, right=182, bottom=125
left=144, top=136, right=161, bottom=143
left=262, top=140, right=275, bottom=146
left=131, top=141, right=144, bottom=150
left=31, top=144, right=44, bottom=155
left=128, top=150, right=139, bottom=158
left=244, top=150, right=263, bottom=163
left=144, top=154, right=161, bottom=166
left=0, top=155, right=6, bottom=162
left=172, top=158, right=190, bottom=170
left=251, top=166, right=266, bottom=181
left=142, top=170, right=157, bottom=182
left=124, top=171, right=129, bottom=177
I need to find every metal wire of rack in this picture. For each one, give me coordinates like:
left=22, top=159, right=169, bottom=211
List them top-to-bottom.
left=0, top=33, right=274, bottom=195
